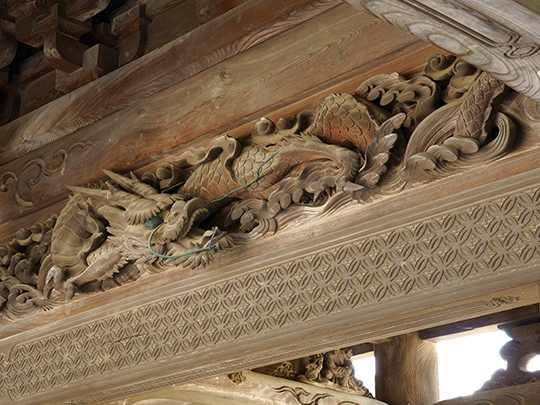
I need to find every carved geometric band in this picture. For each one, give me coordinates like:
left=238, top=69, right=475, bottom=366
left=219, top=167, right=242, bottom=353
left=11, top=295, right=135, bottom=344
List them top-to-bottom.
left=1, top=184, right=539, bottom=400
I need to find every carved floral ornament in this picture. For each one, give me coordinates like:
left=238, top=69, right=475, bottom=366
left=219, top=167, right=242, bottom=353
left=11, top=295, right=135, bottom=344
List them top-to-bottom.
left=0, top=53, right=539, bottom=322
left=252, top=348, right=373, bottom=397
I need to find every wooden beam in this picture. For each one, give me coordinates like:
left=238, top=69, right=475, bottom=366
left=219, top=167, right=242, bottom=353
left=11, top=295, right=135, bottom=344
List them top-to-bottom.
left=0, top=0, right=341, bottom=166
left=346, top=0, right=540, bottom=102
left=0, top=3, right=441, bottom=229
left=2, top=164, right=540, bottom=404
left=420, top=304, right=540, bottom=340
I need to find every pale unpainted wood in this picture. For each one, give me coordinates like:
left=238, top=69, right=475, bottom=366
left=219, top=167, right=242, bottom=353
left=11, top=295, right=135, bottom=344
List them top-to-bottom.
left=0, top=0, right=341, bottom=166
left=347, top=0, right=540, bottom=102
left=512, top=0, right=540, bottom=15
left=0, top=4, right=441, bottom=227
left=1, top=144, right=539, bottom=342
left=2, top=153, right=540, bottom=403
left=420, top=304, right=540, bottom=340
left=375, top=332, right=439, bottom=405
left=434, top=381, right=540, bottom=405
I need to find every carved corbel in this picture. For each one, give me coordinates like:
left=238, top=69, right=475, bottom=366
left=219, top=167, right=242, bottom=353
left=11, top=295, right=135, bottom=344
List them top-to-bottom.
left=12, top=0, right=58, bottom=47
left=64, top=0, right=110, bottom=22
left=42, top=3, right=93, bottom=73
left=111, top=3, right=151, bottom=67
left=0, top=7, right=17, bottom=70
left=0, top=30, right=16, bottom=70
left=43, top=30, right=90, bottom=73
left=55, top=43, right=119, bottom=93
left=0, top=83, right=20, bottom=126
left=434, top=320, right=540, bottom=405
left=480, top=320, right=540, bottom=390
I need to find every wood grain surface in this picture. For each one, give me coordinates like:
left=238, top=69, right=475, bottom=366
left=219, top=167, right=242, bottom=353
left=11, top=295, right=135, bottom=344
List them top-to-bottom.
left=0, top=0, right=340, bottom=166
left=347, top=0, right=540, bottom=101
left=0, top=3, right=441, bottom=231
left=375, top=332, right=439, bottom=405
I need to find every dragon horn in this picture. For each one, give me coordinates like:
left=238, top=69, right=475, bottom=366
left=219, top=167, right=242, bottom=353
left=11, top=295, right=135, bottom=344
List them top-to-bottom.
left=103, top=169, right=158, bottom=198
left=106, top=182, right=118, bottom=193
left=67, top=183, right=140, bottom=208
left=67, top=185, right=111, bottom=199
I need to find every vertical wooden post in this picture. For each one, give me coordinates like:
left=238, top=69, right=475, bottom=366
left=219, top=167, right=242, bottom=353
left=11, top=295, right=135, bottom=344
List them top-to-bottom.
left=374, top=332, right=439, bottom=405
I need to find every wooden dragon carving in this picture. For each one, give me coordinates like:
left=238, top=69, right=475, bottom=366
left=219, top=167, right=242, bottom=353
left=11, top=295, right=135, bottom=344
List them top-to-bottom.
left=1, top=54, right=535, bottom=319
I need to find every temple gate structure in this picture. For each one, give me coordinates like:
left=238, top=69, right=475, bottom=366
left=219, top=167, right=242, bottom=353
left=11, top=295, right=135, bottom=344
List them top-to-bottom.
left=0, top=1, right=539, bottom=404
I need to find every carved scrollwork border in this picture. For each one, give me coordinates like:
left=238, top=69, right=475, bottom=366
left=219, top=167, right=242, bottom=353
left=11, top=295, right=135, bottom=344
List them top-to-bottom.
left=0, top=141, right=94, bottom=207
left=0, top=179, right=539, bottom=402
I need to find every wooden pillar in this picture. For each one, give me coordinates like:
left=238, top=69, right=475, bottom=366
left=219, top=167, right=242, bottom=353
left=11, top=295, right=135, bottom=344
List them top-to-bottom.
left=374, top=332, right=439, bottom=405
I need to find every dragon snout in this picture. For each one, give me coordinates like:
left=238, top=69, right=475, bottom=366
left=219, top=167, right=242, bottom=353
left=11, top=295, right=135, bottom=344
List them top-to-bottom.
left=162, top=198, right=210, bottom=242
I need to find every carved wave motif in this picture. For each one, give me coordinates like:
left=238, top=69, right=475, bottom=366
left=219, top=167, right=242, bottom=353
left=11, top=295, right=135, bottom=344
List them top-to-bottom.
left=351, top=0, right=540, bottom=101
left=0, top=53, right=538, bottom=322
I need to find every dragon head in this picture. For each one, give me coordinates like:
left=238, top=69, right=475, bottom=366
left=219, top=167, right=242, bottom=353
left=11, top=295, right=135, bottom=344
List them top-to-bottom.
left=161, top=197, right=210, bottom=242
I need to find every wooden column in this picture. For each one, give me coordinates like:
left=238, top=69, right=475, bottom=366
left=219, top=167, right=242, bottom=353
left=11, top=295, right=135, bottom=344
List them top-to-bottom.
left=374, top=332, right=439, bottom=405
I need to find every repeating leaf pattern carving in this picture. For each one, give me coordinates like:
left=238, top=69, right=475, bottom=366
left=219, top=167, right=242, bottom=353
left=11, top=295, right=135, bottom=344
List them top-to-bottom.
left=1, top=185, right=540, bottom=400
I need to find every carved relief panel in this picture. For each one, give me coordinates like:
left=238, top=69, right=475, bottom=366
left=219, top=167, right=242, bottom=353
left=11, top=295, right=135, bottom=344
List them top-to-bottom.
left=1, top=53, right=539, bottom=323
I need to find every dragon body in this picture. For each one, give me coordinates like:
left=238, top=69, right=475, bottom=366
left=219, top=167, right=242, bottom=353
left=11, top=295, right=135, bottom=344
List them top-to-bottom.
left=38, top=63, right=514, bottom=301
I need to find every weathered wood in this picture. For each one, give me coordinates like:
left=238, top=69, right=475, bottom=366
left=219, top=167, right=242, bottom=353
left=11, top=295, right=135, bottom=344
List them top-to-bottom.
left=0, top=0, right=342, bottom=166
left=65, top=0, right=110, bottom=22
left=145, top=0, right=191, bottom=19
left=146, top=0, right=199, bottom=53
left=196, top=0, right=250, bottom=23
left=346, top=0, right=540, bottom=102
left=512, top=0, right=540, bottom=15
left=12, top=3, right=56, bottom=48
left=0, top=4, right=441, bottom=227
left=0, top=27, right=16, bottom=70
left=43, top=30, right=89, bottom=73
left=55, top=44, right=119, bottom=94
left=16, top=50, right=55, bottom=86
left=18, top=71, right=62, bottom=117
left=0, top=86, right=19, bottom=126
left=1, top=134, right=539, bottom=336
left=1, top=163, right=540, bottom=404
left=435, top=318, right=540, bottom=405
left=375, top=332, right=439, bottom=405
left=435, top=382, right=540, bottom=405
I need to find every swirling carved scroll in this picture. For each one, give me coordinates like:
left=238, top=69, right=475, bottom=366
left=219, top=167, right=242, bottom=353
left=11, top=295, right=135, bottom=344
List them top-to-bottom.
left=0, top=141, right=93, bottom=207
left=481, top=321, right=540, bottom=390
left=255, top=349, right=372, bottom=397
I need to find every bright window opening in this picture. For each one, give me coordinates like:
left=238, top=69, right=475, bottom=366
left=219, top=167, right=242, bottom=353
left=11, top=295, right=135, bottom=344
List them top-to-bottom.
left=352, top=329, right=514, bottom=402
left=437, top=330, right=511, bottom=401
left=353, top=352, right=375, bottom=395
left=526, top=354, right=540, bottom=372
